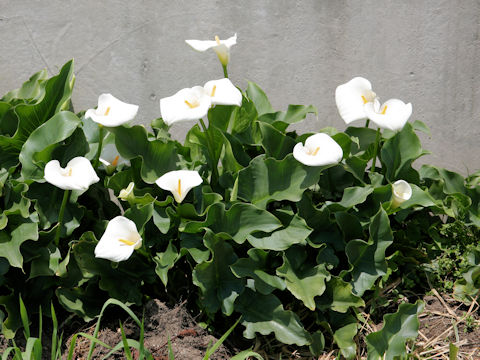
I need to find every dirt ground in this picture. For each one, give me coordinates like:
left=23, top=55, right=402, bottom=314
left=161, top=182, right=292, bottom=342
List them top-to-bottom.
left=64, top=299, right=231, bottom=359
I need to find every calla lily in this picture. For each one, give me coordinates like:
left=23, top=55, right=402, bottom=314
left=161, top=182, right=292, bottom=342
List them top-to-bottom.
left=185, top=33, right=237, bottom=66
left=335, top=77, right=377, bottom=124
left=204, top=78, right=242, bottom=106
left=160, top=86, right=212, bottom=126
left=85, top=93, right=139, bottom=127
left=364, top=98, right=413, bottom=131
left=293, top=133, right=343, bottom=166
left=99, top=143, right=129, bottom=168
left=44, top=156, right=100, bottom=191
left=155, top=170, right=202, bottom=203
left=391, top=180, right=412, bottom=208
left=118, top=182, right=135, bottom=201
left=94, top=216, right=142, bottom=262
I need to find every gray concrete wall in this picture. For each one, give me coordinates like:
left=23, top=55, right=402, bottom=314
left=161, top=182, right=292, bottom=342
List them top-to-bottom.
left=1, top=0, right=479, bottom=174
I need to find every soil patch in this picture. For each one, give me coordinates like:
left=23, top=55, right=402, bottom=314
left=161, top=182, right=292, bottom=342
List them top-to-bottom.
left=64, top=299, right=230, bottom=359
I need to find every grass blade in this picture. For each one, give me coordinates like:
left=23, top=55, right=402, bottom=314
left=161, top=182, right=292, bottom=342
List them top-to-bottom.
left=18, top=295, right=30, bottom=339
left=51, top=303, right=58, bottom=360
left=38, top=305, right=42, bottom=340
left=202, top=317, right=241, bottom=360
left=120, top=321, right=133, bottom=360
left=68, top=332, right=113, bottom=360
left=167, top=336, right=175, bottom=360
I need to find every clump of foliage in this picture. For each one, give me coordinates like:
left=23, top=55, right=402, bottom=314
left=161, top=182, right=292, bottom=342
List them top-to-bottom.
left=0, top=51, right=478, bottom=359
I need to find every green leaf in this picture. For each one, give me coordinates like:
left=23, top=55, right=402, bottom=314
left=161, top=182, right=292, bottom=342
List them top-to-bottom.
left=0, top=61, right=74, bottom=169
left=1, top=68, right=48, bottom=103
left=246, top=82, right=273, bottom=116
left=258, top=104, right=317, bottom=131
left=19, top=111, right=82, bottom=180
left=412, top=120, right=431, bottom=136
left=258, top=122, right=296, bottom=160
left=381, top=123, right=427, bottom=182
left=109, top=125, right=178, bottom=183
left=345, top=126, right=378, bottom=154
left=238, top=154, right=323, bottom=209
left=327, top=185, right=374, bottom=211
left=183, top=202, right=282, bottom=244
left=124, top=203, right=153, bottom=233
left=346, top=207, right=393, bottom=296
left=247, top=212, right=311, bottom=251
left=0, top=222, right=38, bottom=269
left=180, top=233, right=210, bottom=264
left=192, top=233, right=245, bottom=315
left=153, top=241, right=180, bottom=287
left=276, top=247, right=330, bottom=310
left=231, top=248, right=286, bottom=295
left=316, top=276, right=365, bottom=313
left=236, top=289, right=310, bottom=346
left=366, top=300, right=424, bottom=360
left=333, top=321, right=358, bottom=360
left=308, top=331, right=325, bottom=357
left=230, top=350, right=264, bottom=360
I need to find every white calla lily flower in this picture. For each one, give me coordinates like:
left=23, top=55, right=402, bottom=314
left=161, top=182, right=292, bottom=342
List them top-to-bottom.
left=185, top=34, right=237, bottom=66
left=335, top=77, right=377, bottom=124
left=204, top=78, right=242, bottom=106
left=160, top=86, right=212, bottom=126
left=85, top=93, right=139, bottom=127
left=364, top=98, right=413, bottom=131
left=293, top=133, right=343, bottom=166
left=99, top=143, right=129, bottom=167
left=44, top=156, right=100, bottom=191
left=155, top=170, right=203, bottom=203
left=391, top=180, right=412, bottom=208
left=94, top=216, right=142, bottom=262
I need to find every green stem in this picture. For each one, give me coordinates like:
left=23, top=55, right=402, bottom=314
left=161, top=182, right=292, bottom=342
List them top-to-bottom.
left=222, top=64, right=228, bottom=78
left=199, top=118, right=219, bottom=183
left=365, top=119, right=370, bottom=128
left=93, top=125, right=104, bottom=170
left=370, top=128, right=381, bottom=174
left=54, top=190, right=70, bottom=246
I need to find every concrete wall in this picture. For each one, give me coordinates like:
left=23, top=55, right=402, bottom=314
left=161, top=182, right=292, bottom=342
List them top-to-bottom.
left=1, top=0, right=479, bottom=174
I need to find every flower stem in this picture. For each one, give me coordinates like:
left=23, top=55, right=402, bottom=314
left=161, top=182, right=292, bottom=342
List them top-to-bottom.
left=222, top=64, right=228, bottom=78
left=199, top=118, right=219, bottom=183
left=365, top=119, right=370, bottom=128
left=93, top=125, right=104, bottom=170
left=370, top=127, right=381, bottom=174
left=54, top=190, right=70, bottom=246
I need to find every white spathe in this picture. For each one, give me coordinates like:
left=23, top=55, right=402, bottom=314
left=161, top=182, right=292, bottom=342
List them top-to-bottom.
left=185, top=34, right=237, bottom=66
left=335, top=77, right=377, bottom=124
left=204, top=78, right=242, bottom=106
left=160, top=79, right=242, bottom=125
left=160, top=86, right=212, bottom=126
left=85, top=94, right=139, bottom=127
left=365, top=98, right=413, bottom=131
left=293, top=133, right=343, bottom=166
left=99, top=143, right=129, bottom=167
left=44, top=156, right=100, bottom=191
left=155, top=170, right=203, bottom=203
left=391, top=180, right=412, bottom=208
left=118, top=182, right=135, bottom=201
left=94, top=216, right=142, bottom=262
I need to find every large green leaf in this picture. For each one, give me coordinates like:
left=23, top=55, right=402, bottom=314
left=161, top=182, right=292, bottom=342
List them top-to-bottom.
left=0, top=61, right=74, bottom=168
left=1, top=68, right=48, bottom=103
left=246, top=82, right=273, bottom=116
left=258, top=104, right=317, bottom=132
left=19, top=111, right=82, bottom=180
left=258, top=122, right=296, bottom=160
left=381, top=123, right=428, bottom=182
left=109, top=125, right=178, bottom=183
left=238, top=154, right=323, bottom=209
left=327, top=185, right=374, bottom=211
left=183, top=202, right=282, bottom=244
left=345, top=207, right=393, bottom=296
left=246, top=212, right=311, bottom=251
left=0, top=222, right=38, bottom=269
left=192, top=233, right=245, bottom=315
left=153, top=241, right=180, bottom=287
left=276, top=247, right=330, bottom=310
left=231, top=248, right=286, bottom=295
left=316, top=276, right=365, bottom=313
left=236, top=289, right=310, bottom=346
left=366, top=300, right=424, bottom=360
